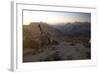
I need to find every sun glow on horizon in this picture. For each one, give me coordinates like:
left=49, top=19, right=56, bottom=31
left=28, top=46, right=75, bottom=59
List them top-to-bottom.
left=23, top=10, right=91, bottom=25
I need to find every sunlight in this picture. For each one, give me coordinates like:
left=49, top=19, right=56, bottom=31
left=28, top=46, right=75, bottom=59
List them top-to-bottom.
left=23, top=10, right=90, bottom=25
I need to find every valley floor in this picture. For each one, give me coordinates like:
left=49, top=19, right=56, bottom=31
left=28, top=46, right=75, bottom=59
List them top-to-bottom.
left=23, top=42, right=91, bottom=62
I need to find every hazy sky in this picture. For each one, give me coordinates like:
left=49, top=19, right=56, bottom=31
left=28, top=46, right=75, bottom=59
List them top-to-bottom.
left=23, top=10, right=91, bottom=25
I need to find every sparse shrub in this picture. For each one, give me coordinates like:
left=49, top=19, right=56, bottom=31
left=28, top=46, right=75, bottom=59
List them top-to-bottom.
left=51, top=40, right=59, bottom=45
left=70, top=42, right=75, bottom=46
left=43, top=51, right=61, bottom=61
left=51, top=51, right=61, bottom=61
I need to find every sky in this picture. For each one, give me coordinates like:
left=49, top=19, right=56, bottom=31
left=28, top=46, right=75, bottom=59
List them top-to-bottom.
left=23, top=10, right=91, bottom=25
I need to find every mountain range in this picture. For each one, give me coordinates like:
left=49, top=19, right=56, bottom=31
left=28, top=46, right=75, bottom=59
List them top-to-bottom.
left=51, top=22, right=91, bottom=37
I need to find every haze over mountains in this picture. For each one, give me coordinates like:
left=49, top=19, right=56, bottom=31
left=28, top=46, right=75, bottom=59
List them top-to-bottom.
left=51, top=22, right=90, bottom=37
